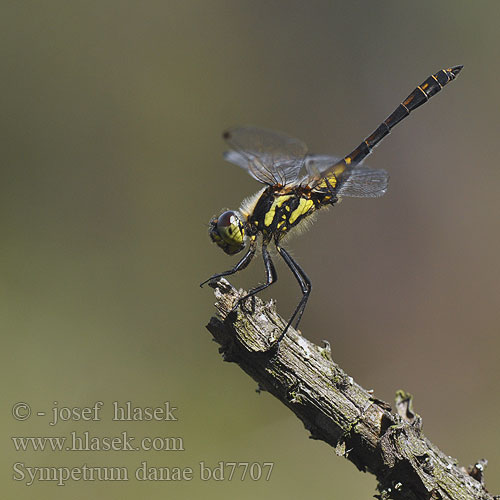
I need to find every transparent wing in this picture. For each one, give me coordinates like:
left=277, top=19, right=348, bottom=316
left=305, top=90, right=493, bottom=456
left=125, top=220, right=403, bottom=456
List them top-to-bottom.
left=223, top=126, right=308, bottom=186
left=223, top=150, right=276, bottom=185
left=302, top=154, right=341, bottom=183
left=302, top=154, right=388, bottom=196
left=337, top=166, right=389, bottom=198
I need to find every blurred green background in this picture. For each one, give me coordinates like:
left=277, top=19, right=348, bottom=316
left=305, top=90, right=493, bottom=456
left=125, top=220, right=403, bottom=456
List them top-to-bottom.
left=2, top=1, right=499, bottom=498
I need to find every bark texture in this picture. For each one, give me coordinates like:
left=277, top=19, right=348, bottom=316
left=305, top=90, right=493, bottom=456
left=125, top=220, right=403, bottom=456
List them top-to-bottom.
left=205, top=279, right=497, bottom=500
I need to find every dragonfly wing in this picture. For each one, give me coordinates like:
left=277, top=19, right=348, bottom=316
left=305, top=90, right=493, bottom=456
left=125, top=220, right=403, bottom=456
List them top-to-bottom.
left=223, top=126, right=308, bottom=186
left=223, top=150, right=276, bottom=185
left=302, top=154, right=341, bottom=182
left=337, top=166, right=389, bottom=198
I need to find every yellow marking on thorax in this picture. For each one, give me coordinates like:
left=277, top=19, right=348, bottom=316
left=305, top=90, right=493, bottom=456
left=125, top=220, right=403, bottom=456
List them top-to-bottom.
left=264, top=194, right=293, bottom=226
left=289, top=198, right=314, bottom=225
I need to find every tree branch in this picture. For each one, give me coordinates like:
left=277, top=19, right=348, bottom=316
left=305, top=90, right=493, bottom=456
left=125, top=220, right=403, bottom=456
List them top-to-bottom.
left=205, top=279, right=497, bottom=500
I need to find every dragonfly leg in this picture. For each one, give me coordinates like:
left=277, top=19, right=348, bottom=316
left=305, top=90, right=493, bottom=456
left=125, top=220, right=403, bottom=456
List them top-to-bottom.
left=199, top=242, right=256, bottom=287
left=232, top=244, right=277, bottom=312
left=275, top=244, right=312, bottom=343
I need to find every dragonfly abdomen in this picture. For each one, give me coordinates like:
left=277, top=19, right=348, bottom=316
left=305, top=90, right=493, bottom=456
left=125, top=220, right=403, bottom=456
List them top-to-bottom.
left=340, top=65, right=463, bottom=169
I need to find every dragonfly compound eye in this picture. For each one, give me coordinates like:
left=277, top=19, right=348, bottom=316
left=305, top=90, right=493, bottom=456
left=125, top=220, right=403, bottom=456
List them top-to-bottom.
left=209, top=211, right=245, bottom=255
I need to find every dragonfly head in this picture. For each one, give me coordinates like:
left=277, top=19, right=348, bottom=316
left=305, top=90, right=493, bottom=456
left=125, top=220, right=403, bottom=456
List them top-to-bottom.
left=209, top=210, right=245, bottom=255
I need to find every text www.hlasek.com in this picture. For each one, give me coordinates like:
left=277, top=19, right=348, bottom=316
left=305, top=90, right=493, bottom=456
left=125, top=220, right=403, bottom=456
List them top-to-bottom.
left=12, top=431, right=184, bottom=452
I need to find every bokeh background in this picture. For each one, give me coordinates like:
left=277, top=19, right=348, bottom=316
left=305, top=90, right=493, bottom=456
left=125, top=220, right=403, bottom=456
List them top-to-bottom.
left=2, top=1, right=499, bottom=498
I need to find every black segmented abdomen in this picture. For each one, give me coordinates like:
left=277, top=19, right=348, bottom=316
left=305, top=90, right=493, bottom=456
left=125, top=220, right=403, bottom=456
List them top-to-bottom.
left=339, top=65, right=463, bottom=169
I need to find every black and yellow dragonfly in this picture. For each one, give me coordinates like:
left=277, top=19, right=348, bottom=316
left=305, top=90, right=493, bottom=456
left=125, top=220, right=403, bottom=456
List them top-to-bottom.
left=201, top=65, right=463, bottom=344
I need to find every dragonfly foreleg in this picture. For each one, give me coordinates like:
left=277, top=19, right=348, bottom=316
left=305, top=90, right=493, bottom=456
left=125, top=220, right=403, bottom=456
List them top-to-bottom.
left=199, top=243, right=256, bottom=287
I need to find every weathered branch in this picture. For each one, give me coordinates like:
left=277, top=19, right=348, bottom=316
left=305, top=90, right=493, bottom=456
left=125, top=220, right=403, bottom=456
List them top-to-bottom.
left=205, top=279, right=497, bottom=500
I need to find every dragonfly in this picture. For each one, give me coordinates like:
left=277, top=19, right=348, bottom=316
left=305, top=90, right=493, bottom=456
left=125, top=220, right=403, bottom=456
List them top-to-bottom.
left=201, top=65, right=463, bottom=345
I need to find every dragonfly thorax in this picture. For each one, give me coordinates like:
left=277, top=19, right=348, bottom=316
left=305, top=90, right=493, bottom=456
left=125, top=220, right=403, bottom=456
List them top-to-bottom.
left=246, top=186, right=333, bottom=242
